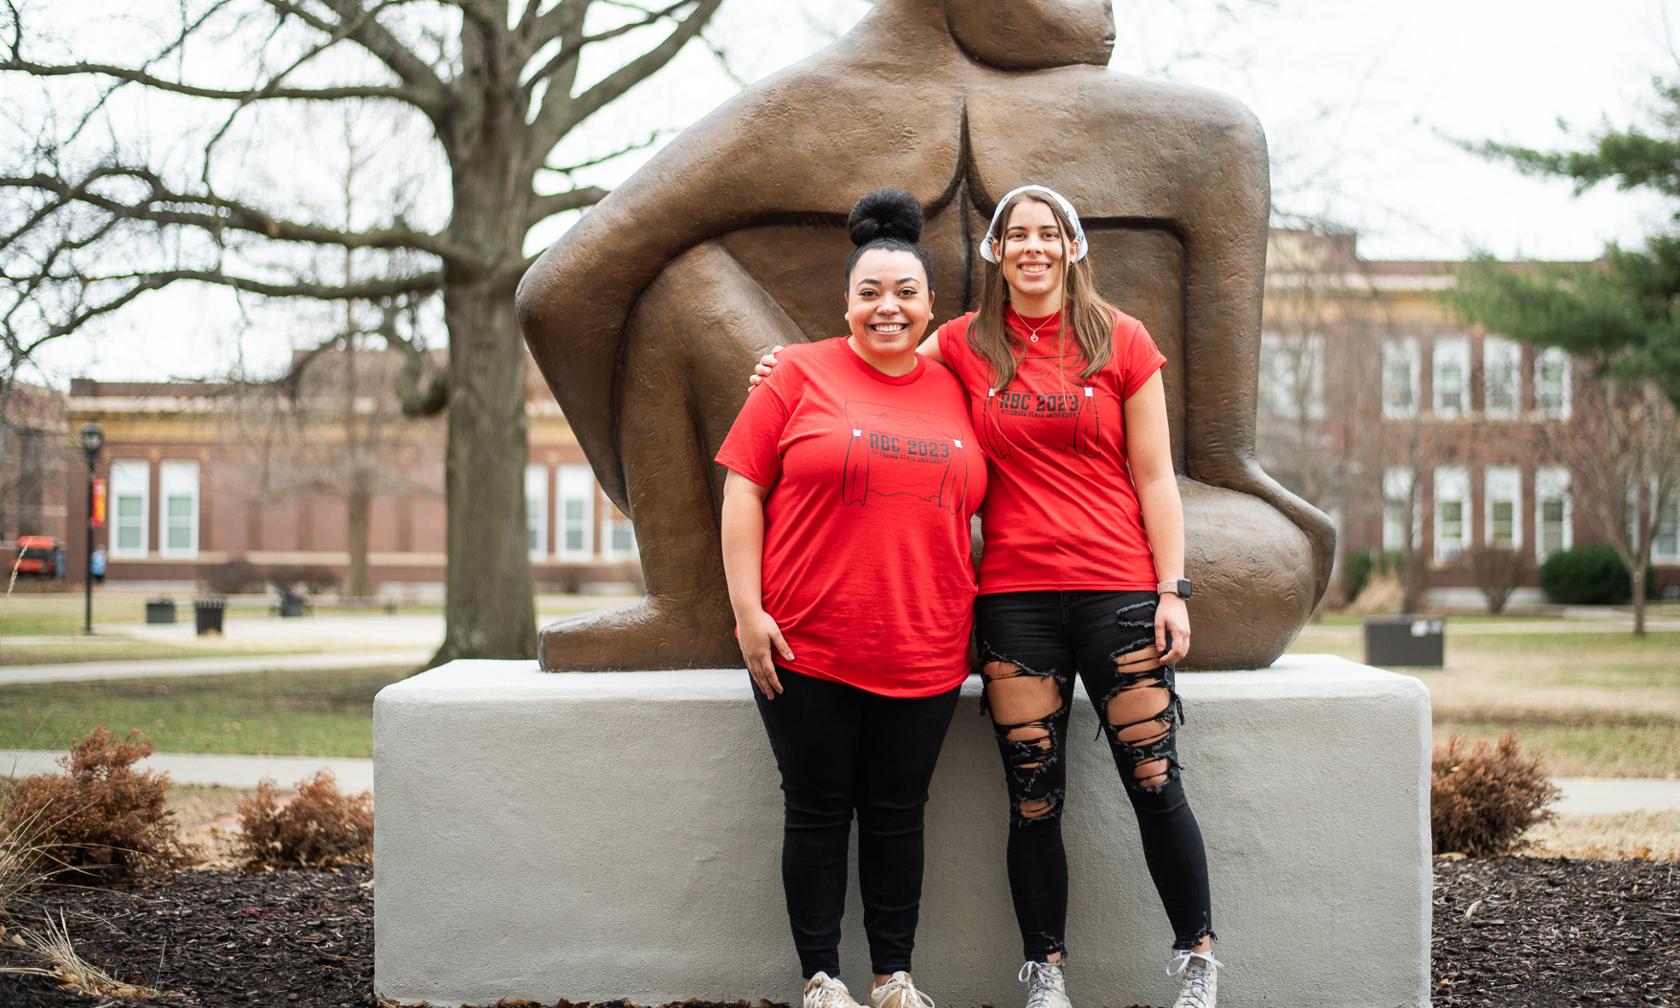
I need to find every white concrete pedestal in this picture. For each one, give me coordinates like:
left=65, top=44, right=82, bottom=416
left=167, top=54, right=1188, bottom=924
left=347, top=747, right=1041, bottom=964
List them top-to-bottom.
left=373, top=656, right=1430, bottom=1008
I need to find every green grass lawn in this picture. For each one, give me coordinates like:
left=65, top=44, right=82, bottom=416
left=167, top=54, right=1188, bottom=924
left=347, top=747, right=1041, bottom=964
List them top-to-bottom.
left=1289, top=623, right=1680, bottom=778
left=0, top=666, right=414, bottom=758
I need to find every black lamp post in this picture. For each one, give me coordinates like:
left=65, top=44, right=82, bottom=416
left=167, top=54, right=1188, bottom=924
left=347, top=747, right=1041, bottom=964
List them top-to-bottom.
left=79, top=422, right=104, bottom=635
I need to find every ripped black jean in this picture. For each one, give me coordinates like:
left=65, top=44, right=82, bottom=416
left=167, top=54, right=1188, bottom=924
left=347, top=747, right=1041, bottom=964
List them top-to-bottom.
left=976, top=590, right=1213, bottom=959
left=755, top=667, right=961, bottom=980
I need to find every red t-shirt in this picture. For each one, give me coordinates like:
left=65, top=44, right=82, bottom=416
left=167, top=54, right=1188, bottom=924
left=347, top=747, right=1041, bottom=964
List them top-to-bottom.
left=936, top=308, right=1167, bottom=595
left=715, top=337, right=988, bottom=697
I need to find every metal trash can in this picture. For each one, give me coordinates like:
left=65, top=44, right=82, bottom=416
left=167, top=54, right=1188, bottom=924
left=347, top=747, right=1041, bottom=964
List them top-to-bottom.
left=193, top=597, right=226, bottom=636
left=145, top=598, right=176, bottom=624
left=1363, top=616, right=1445, bottom=667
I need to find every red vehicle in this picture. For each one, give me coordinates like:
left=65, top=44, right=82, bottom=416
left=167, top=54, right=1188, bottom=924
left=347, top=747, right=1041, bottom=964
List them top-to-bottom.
left=10, top=535, right=66, bottom=578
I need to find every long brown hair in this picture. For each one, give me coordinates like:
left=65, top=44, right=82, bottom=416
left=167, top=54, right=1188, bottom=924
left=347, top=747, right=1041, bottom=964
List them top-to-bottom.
left=968, top=192, right=1118, bottom=390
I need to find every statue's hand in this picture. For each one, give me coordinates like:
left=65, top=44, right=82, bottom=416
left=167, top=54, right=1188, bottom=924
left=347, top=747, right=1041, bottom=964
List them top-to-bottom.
left=748, top=345, right=784, bottom=390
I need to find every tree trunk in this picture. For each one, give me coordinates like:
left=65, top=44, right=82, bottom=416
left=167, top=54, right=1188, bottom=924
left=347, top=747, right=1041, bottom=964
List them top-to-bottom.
left=431, top=272, right=538, bottom=664
left=346, top=478, right=373, bottom=599
left=1632, top=557, right=1648, bottom=637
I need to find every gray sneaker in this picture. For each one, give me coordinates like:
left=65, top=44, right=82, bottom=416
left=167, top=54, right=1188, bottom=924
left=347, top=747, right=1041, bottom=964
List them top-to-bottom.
left=1168, top=950, right=1220, bottom=1008
left=1017, top=960, right=1071, bottom=1008
left=868, top=971, right=935, bottom=1008
left=804, top=972, right=862, bottom=1008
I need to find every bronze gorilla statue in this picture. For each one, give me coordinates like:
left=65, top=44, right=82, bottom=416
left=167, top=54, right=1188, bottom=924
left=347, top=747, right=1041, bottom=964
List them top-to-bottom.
left=517, top=0, right=1334, bottom=671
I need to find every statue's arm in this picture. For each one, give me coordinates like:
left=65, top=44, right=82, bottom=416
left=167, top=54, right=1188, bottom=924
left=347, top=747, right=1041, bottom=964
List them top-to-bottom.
left=1176, top=93, right=1335, bottom=604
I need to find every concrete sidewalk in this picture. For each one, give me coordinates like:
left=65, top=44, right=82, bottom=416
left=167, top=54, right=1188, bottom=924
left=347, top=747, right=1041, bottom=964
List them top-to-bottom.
left=0, top=648, right=431, bottom=685
left=3, top=747, right=1673, bottom=815
left=0, top=749, right=373, bottom=792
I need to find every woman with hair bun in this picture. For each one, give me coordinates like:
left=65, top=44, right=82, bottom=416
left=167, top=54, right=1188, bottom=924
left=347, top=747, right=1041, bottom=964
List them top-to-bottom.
left=755, top=185, right=1221, bottom=1008
left=718, top=189, right=987, bottom=1008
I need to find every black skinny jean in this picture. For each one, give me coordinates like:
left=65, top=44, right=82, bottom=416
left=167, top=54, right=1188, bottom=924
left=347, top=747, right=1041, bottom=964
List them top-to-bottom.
left=976, top=590, right=1213, bottom=959
left=754, top=668, right=961, bottom=980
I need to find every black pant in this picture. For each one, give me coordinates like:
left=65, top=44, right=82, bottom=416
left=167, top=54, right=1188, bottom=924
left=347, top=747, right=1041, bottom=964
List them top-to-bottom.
left=976, top=590, right=1213, bottom=959
left=755, top=668, right=960, bottom=979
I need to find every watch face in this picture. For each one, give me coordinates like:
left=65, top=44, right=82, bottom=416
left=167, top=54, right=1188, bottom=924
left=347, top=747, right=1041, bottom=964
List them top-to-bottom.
left=1176, top=579, right=1192, bottom=599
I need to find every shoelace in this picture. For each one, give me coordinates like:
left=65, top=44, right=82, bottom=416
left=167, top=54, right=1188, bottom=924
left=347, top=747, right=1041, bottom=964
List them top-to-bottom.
left=1167, top=951, right=1222, bottom=1008
left=1017, top=961, right=1065, bottom=1008
left=874, top=974, right=935, bottom=1008
left=807, top=975, right=854, bottom=1008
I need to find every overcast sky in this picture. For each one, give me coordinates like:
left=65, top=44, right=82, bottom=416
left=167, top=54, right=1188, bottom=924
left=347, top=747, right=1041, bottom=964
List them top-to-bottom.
left=10, top=0, right=1678, bottom=385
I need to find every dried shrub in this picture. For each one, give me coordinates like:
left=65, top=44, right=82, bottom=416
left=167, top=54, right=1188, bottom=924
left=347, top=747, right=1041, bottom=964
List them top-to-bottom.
left=1463, top=545, right=1535, bottom=615
left=203, top=556, right=263, bottom=596
left=1345, top=571, right=1403, bottom=615
left=0, top=727, right=192, bottom=881
left=1432, top=732, right=1560, bottom=856
left=235, top=771, right=372, bottom=868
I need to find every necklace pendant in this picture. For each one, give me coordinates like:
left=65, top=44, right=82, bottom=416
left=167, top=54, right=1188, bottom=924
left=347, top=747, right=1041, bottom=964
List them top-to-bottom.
left=1030, top=334, right=1039, bottom=343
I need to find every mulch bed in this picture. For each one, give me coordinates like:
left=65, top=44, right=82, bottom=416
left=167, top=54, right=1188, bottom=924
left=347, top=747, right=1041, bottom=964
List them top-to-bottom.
left=1, top=857, right=1676, bottom=1007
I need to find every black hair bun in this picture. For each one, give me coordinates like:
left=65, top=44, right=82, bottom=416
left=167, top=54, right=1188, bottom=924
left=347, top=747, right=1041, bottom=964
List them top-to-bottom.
left=848, top=188, right=924, bottom=247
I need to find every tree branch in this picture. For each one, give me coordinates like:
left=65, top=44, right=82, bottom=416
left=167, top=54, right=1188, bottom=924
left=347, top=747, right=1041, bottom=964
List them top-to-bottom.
left=266, top=0, right=451, bottom=115
left=520, top=0, right=688, bottom=91
left=531, top=0, right=721, bottom=151
left=0, top=57, right=416, bottom=104
left=1, top=167, right=471, bottom=264
left=526, top=185, right=607, bottom=225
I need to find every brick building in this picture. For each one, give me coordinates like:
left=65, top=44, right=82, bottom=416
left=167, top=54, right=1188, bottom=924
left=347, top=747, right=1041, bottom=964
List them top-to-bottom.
left=1259, top=227, right=1679, bottom=601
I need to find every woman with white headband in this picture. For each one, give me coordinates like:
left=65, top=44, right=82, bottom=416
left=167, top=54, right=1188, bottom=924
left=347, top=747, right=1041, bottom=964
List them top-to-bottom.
left=755, top=185, right=1220, bottom=1008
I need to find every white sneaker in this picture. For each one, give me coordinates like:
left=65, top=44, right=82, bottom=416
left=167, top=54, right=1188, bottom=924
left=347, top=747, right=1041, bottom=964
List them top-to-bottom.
left=1168, top=950, right=1221, bottom=1008
left=1017, top=960, right=1072, bottom=1008
left=868, top=971, right=935, bottom=1008
left=805, top=972, right=862, bottom=1008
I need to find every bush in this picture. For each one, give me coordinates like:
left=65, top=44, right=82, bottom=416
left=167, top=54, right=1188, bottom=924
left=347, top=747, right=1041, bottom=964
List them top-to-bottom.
left=1463, top=545, right=1535, bottom=615
left=1539, top=545, right=1659, bottom=605
left=1341, top=549, right=1404, bottom=606
left=203, top=556, right=263, bottom=595
left=266, top=564, right=341, bottom=597
left=0, top=727, right=192, bottom=881
left=1431, top=732, right=1559, bottom=856
left=235, top=771, right=373, bottom=868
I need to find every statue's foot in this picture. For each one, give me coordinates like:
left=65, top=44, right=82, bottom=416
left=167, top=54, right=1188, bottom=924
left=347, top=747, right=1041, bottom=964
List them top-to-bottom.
left=539, top=597, right=740, bottom=671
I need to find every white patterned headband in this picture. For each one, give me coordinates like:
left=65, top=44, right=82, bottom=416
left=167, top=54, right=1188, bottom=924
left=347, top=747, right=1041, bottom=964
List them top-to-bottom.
left=979, top=185, right=1088, bottom=264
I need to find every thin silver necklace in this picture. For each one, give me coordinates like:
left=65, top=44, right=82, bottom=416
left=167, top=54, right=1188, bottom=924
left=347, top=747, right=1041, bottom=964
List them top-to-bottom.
left=1010, top=306, right=1058, bottom=343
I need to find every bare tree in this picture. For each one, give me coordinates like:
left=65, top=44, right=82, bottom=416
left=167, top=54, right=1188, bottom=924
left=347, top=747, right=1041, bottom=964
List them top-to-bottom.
left=1, top=0, right=727, bottom=662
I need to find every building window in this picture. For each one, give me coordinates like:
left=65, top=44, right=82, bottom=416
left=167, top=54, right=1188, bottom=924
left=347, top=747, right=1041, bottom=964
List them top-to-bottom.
left=1260, top=331, right=1325, bottom=421
left=1432, top=336, right=1468, bottom=418
left=1382, top=337, right=1419, bottom=419
left=1483, top=337, right=1520, bottom=418
left=1536, top=348, right=1571, bottom=419
left=109, top=459, right=149, bottom=558
left=159, top=460, right=199, bottom=557
left=525, top=464, right=548, bottom=558
left=557, top=465, right=595, bottom=560
left=1484, top=465, right=1521, bottom=550
left=1434, top=466, right=1470, bottom=562
left=1382, top=467, right=1417, bottom=552
left=1535, top=467, right=1571, bottom=561
left=1652, top=486, right=1679, bottom=564
left=601, top=507, right=637, bottom=560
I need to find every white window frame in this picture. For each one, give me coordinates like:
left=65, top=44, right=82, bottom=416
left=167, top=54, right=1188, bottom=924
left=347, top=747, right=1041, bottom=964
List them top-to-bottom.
left=1260, top=331, right=1325, bottom=422
left=1432, top=336, right=1469, bottom=418
left=1482, top=336, right=1521, bottom=419
left=1382, top=337, right=1419, bottom=419
left=1535, top=347, right=1572, bottom=419
left=108, top=459, right=150, bottom=559
left=158, top=460, right=199, bottom=558
left=525, top=464, right=549, bottom=559
left=557, top=465, right=596, bottom=560
left=1483, top=465, right=1522, bottom=550
left=1434, top=466, right=1471, bottom=562
left=1535, top=466, right=1572, bottom=561
left=1382, top=467, right=1418, bottom=553
left=600, top=507, right=638, bottom=561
